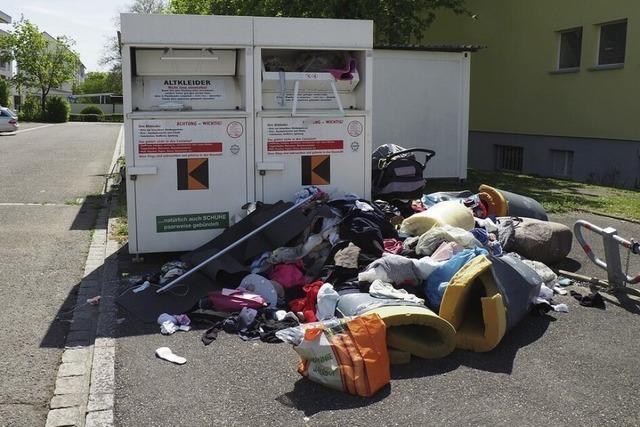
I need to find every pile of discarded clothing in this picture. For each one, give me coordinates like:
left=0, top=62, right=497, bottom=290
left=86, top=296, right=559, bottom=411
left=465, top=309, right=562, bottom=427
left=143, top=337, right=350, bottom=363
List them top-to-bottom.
left=118, top=185, right=575, bottom=397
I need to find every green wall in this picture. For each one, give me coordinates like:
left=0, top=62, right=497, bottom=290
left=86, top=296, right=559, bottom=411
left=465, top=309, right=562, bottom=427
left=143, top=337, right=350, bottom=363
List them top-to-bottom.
left=423, top=0, right=640, bottom=141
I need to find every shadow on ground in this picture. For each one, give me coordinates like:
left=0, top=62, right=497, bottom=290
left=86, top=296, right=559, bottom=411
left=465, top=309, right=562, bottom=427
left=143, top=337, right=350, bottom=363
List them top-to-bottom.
left=40, top=186, right=119, bottom=348
left=69, top=194, right=107, bottom=230
left=551, top=257, right=582, bottom=273
left=600, top=287, right=640, bottom=315
left=271, top=312, right=553, bottom=416
left=394, top=313, right=553, bottom=378
left=276, top=380, right=392, bottom=416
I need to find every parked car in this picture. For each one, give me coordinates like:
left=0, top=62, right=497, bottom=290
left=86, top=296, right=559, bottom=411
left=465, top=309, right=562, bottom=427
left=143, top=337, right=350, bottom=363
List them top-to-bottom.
left=0, top=107, right=18, bottom=132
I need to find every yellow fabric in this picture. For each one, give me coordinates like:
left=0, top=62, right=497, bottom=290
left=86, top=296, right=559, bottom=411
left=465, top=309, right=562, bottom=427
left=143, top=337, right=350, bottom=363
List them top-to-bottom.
left=478, top=184, right=508, bottom=217
left=477, top=192, right=496, bottom=215
left=400, top=200, right=475, bottom=236
left=439, top=255, right=507, bottom=352
left=365, top=305, right=456, bottom=359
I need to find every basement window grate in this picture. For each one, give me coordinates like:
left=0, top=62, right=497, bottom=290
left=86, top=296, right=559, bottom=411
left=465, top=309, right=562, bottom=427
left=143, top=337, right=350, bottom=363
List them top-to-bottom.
left=494, top=145, right=523, bottom=172
left=550, top=149, right=574, bottom=178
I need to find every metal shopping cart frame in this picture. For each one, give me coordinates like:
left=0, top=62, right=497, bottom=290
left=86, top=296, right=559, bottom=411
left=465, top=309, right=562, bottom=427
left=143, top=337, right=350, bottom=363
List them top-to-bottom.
left=560, top=220, right=640, bottom=292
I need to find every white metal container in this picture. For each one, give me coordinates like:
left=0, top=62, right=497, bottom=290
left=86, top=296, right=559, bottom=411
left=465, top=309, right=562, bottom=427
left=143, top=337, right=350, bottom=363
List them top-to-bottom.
left=121, top=14, right=373, bottom=254
left=121, top=14, right=255, bottom=254
left=253, top=18, right=374, bottom=203
left=135, top=49, right=237, bottom=76
left=372, top=49, right=471, bottom=181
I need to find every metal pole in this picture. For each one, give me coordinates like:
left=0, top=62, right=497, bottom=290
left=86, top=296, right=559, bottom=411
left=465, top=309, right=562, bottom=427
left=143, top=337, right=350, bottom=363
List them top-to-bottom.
left=156, top=195, right=315, bottom=294
left=574, top=220, right=640, bottom=288
left=601, top=227, right=625, bottom=287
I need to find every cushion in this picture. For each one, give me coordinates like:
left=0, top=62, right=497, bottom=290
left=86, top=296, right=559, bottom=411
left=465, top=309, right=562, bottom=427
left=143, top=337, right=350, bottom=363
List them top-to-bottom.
left=503, top=217, right=573, bottom=264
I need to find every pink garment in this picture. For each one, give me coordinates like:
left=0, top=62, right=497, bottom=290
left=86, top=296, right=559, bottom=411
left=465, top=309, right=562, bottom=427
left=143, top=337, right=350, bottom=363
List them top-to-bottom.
left=327, top=57, right=357, bottom=80
left=383, top=238, right=403, bottom=255
left=430, top=241, right=465, bottom=262
left=269, top=260, right=306, bottom=289
left=207, top=289, right=267, bottom=312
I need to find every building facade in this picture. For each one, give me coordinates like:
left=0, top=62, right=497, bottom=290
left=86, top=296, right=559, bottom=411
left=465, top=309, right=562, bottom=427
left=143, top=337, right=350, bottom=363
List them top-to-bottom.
left=424, top=0, right=640, bottom=188
left=0, top=11, right=12, bottom=82
left=40, top=32, right=86, bottom=98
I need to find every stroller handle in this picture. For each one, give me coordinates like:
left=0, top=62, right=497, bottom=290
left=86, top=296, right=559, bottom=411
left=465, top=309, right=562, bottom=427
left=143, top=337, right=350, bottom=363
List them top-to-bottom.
left=378, top=148, right=436, bottom=170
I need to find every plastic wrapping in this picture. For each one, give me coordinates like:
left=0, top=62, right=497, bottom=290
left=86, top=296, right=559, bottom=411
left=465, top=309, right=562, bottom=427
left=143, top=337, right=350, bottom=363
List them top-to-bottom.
left=400, top=201, right=475, bottom=236
left=415, top=225, right=482, bottom=256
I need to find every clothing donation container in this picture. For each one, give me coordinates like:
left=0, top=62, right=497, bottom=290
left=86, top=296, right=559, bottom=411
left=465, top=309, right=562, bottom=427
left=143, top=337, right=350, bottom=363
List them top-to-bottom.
left=121, top=14, right=254, bottom=253
left=121, top=14, right=373, bottom=254
left=253, top=17, right=373, bottom=203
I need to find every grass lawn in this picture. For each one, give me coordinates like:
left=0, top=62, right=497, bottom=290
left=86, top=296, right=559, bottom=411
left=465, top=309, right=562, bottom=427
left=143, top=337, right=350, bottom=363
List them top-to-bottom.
left=109, top=159, right=128, bottom=243
left=427, top=169, right=640, bottom=222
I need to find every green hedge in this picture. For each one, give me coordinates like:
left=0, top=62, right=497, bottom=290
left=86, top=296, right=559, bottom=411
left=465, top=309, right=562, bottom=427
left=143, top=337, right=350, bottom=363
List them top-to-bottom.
left=18, top=96, right=71, bottom=122
left=19, top=96, right=42, bottom=121
left=45, top=97, right=70, bottom=123
left=79, top=105, right=104, bottom=115
left=69, top=113, right=123, bottom=123
left=102, top=114, right=123, bottom=122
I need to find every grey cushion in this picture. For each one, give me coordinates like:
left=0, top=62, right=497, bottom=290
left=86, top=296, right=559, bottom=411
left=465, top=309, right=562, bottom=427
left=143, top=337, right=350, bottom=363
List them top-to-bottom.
left=500, top=217, right=572, bottom=264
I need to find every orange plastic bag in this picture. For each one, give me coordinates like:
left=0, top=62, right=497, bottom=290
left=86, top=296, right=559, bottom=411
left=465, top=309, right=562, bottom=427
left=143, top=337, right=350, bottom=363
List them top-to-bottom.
left=294, top=313, right=390, bottom=397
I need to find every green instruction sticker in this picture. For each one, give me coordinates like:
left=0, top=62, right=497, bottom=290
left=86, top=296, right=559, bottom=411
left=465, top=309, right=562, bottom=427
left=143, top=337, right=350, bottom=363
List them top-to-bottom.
left=156, top=212, right=229, bottom=233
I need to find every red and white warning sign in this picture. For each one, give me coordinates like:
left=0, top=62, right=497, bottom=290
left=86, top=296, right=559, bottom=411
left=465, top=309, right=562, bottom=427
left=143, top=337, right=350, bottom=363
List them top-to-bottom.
left=265, top=118, right=357, bottom=155
left=134, top=119, right=236, bottom=159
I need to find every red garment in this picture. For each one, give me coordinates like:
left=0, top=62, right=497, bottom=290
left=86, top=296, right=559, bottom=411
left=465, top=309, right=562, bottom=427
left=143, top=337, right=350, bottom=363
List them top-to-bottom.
left=383, top=238, right=403, bottom=254
left=288, top=281, right=323, bottom=323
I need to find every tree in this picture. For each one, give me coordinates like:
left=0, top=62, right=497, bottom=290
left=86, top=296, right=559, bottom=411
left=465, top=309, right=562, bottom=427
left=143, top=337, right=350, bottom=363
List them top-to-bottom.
left=100, top=0, right=168, bottom=74
left=129, top=0, right=168, bottom=13
left=169, top=0, right=469, bottom=44
left=0, top=19, right=80, bottom=119
left=104, top=70, right=123, bottom=95
left=74, top=71, right=121, bottom=95
left=74, top=71, right=106, bottom=94
left=0, top=79, right=10, bottom=107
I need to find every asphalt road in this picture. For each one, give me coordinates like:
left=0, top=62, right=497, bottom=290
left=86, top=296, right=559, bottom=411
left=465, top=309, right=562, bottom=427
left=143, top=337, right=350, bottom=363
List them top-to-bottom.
left=0, top=123, right=120, bottom=426
left=114, top=211, right=640, bottom=426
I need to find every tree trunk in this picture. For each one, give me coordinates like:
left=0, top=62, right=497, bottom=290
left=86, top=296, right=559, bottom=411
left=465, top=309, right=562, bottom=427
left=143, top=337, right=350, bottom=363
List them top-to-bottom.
left=41, top=88, right=49, bottom=121
left=40, top=91, right=47, bottom=121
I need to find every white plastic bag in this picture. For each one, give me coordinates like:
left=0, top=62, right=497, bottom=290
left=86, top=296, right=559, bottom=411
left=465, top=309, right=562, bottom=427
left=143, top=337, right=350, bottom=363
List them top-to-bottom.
left=415, top=224, right=481, bottom=256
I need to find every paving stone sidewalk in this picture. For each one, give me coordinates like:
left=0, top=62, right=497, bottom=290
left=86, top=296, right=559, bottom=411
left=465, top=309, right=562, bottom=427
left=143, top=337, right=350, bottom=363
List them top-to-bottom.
left=45, top=131, right=123, bottom=427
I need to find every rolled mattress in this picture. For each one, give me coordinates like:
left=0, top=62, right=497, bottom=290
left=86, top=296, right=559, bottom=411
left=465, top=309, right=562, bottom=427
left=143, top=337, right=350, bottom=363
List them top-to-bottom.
left=439, top=255, right=507, bottom=352
left=337, top=294, right=456, bottom=359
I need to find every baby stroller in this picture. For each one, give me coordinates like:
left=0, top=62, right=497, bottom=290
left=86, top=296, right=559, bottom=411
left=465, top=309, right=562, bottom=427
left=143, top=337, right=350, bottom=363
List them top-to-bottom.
left=371, top=144, right=436, bottom=201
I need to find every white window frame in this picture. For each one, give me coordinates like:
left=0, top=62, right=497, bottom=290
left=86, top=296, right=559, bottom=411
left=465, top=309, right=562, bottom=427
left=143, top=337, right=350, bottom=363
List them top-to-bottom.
left=595, top=19, right=627, bottom=69
left=556, top=27, right=582, bottom=71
